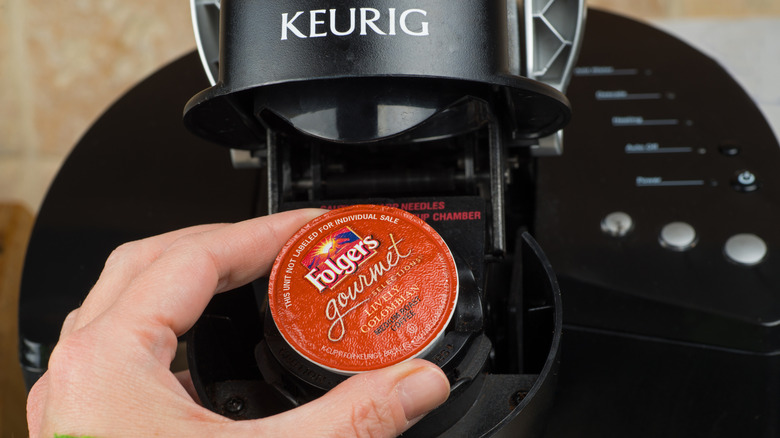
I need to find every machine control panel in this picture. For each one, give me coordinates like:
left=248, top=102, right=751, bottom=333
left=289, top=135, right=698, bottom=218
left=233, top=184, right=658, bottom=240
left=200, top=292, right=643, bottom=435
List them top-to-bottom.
left=535, top=11, right=780, bottom=354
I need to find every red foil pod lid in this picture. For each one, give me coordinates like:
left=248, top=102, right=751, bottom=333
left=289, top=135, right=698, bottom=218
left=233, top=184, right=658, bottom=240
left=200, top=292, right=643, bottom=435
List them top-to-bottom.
left=268, top=205, right=459, bottom=374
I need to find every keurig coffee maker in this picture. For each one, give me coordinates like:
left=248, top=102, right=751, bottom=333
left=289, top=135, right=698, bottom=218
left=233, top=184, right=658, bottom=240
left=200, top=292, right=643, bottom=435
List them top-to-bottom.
left=20, top=1, right=780, bottom=436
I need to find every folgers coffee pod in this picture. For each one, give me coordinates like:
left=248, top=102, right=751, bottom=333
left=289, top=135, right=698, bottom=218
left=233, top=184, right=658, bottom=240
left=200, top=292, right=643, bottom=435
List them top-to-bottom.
left=268, top=205, right=459, bottom=375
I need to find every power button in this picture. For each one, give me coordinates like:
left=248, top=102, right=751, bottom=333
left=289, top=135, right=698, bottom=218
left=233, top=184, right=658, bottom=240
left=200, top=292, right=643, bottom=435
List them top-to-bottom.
left=732, top=170, right=759, bottom=192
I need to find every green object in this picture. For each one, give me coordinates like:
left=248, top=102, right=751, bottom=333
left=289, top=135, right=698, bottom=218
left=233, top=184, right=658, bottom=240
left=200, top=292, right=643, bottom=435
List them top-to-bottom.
left=54, top=435, right=97, bottom=438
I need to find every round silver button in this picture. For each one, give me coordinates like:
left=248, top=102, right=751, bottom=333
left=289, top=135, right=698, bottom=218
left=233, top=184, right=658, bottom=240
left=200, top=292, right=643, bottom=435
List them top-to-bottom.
left=601, top=212, right=634, bottom=237
left=659, top=222, right=697, bottom=251
left=724, top=234, right=767, bottom=266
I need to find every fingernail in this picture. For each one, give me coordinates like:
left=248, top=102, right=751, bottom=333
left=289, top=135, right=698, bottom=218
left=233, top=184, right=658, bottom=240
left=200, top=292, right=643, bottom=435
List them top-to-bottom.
left=397, top=365, right=450, bottom=421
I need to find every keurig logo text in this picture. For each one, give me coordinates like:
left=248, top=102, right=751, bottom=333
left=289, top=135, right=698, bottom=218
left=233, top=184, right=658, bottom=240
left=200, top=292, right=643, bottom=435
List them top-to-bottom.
left=281, top=8, right=430, bottom=40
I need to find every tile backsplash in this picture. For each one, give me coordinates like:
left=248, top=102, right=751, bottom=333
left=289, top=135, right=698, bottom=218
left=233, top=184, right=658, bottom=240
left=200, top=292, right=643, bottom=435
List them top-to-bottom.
left=0, top=0, right=194, bottom=211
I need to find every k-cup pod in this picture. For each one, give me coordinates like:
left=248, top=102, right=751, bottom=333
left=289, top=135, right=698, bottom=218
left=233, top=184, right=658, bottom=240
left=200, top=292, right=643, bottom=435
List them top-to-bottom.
left=268, top=204, right=459, bottom=375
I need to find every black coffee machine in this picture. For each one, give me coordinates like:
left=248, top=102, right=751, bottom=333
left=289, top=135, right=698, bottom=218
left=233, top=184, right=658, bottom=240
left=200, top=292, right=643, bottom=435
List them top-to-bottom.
left=20, top=1, right=780, bottom=436
left=183, top=1, right=582, bottom=435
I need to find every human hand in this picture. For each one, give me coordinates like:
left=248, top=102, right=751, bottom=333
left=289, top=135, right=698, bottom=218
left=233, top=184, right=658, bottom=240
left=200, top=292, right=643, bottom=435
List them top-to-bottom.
left=26, top=209, right=450, bottom=437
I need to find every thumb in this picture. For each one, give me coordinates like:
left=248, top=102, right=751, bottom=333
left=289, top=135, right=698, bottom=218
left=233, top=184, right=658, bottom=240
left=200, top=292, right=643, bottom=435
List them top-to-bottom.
left=238, top=359, right=450, bottom=437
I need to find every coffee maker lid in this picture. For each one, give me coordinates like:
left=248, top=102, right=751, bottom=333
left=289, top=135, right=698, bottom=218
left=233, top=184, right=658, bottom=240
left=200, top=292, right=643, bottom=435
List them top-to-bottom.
left=184, top=0, right=580, bottom=147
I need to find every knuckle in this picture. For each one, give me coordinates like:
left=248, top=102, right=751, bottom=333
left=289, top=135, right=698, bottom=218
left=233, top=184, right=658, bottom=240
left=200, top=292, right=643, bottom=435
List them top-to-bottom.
left=257, top=219, right=281, bottom=246
left=167, top=233, right=222, bottom=279
left=167, top=233, right=211, bottom=261
left=104, top=241, right=144, bottom=270
left=58, top=308, right=80, bottom=336
left=62, top=308, right=80, bottom=326
left=130, top=322, right=179, bottom=364
left=46, top=331, right=94, bottom=381
left=26, top=372, right=47, bottom=405
left=347, top=397, right=399, bottom=438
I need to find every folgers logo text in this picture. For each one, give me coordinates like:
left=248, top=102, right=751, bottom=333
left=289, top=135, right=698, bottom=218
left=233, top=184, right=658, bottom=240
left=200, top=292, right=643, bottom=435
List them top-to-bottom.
left=302, top=227, right=378, bottom=292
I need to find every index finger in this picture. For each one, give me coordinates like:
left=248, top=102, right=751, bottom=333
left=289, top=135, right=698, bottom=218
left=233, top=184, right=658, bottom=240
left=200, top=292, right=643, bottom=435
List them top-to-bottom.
left=106, top=208, right=324, bottom=347
left=68, top=223, right=229, bottom=336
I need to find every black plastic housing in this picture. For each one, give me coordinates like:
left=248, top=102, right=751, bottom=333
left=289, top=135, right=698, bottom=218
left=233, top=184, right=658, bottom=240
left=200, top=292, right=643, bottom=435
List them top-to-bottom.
left=183, top=0, right=570, bottom=147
